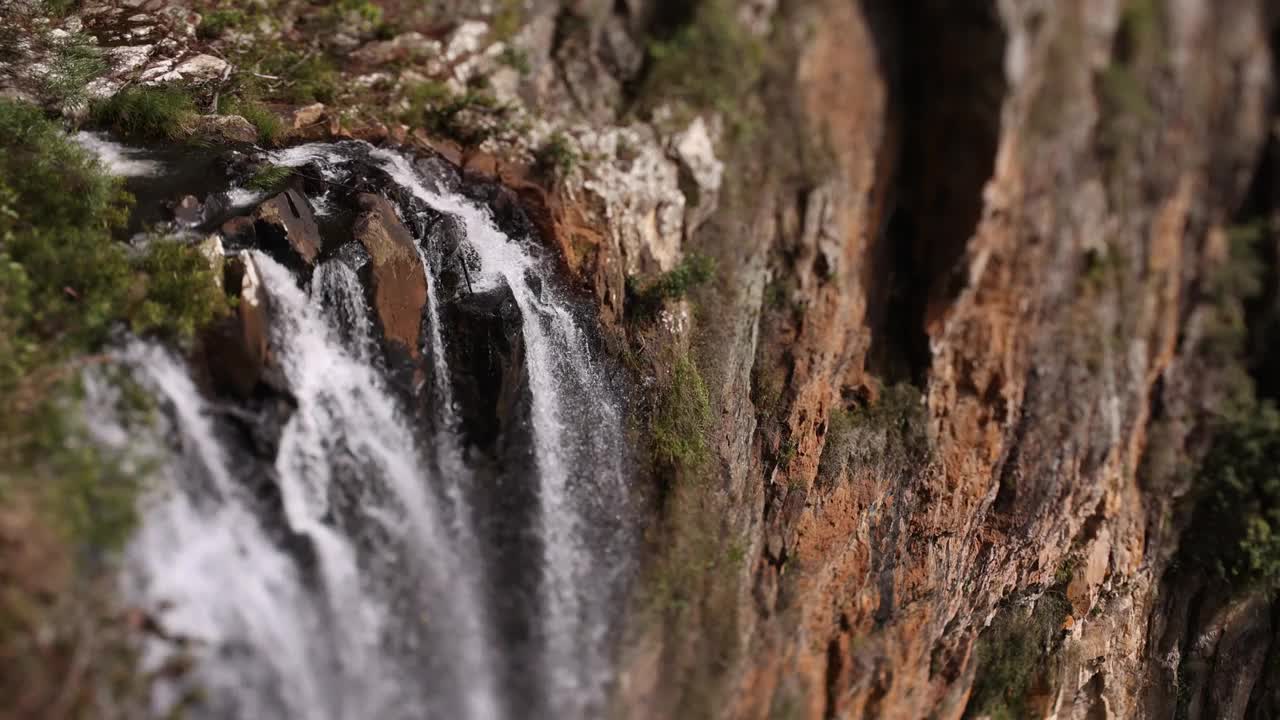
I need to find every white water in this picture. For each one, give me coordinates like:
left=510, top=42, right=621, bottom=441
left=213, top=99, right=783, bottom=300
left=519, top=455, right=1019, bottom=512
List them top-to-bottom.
left=75, top=131, right=163, bottom=177
left=112, top=142, right=631, bottom=720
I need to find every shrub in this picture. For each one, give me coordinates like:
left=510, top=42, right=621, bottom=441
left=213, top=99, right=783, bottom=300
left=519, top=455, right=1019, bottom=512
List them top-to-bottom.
left=638, top=0, right=765, bottom=120
left=198, top=8, right=247, bottom=39
left=403, top=81, right=510, bottom=146
left=91, top=86, right=195, bottom=140
left=234, top=100, right=285, bottom=145
left=533, top=131, right=577, bottom=178
left=628, top=254, right=717, bottom=317
left=652, top=353, right=714, bottom=473
left=1179, top=403, right=1280, bottom=592
left=966, top=592, right=1071, bottom=719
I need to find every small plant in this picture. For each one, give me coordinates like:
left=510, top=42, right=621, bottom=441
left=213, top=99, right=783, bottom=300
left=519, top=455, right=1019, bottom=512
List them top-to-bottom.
left=638, top=0, right=764, bottom=126
left=198, top=8, right=247, bottom=39
left=42, top=31, right=105, bottom=108
left=498, top=45, right=531, bottom=75
left=403, top=81, right=509, bottom=146
left=91, top=86, right=195, bottom=140
left=231, top=100, right=284, bottom=145
left=533, top=132, right=577, bottom=178
left=245, top=163, right=292, bottom=192
left=628, top=254, right=717, bottom=317
left=652, top=353, right=714, bottom=473
left=818, top=383, right=929, bottom=485
left=1178, top=403, right=1280, bottom=592
left=966, top=592, right=1071, bottom=719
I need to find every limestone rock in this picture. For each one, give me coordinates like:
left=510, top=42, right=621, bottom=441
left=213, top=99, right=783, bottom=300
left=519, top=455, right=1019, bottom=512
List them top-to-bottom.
left=186, top=114, right=257, bottom=144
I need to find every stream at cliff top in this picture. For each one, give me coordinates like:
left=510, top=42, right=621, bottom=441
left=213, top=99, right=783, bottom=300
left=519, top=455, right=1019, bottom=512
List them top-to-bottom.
left=80, top=137, right=634, bottom=720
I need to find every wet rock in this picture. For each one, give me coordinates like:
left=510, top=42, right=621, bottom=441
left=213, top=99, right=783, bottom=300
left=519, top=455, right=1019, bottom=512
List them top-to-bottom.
left=187, top=114, right=257, bottom=144
left=252, top=189, right=321, bottom=269
left=351, top=193, right=427, bottom=358
left=171, top=194, right=202, bottom=225
left=220, top=215, right=256, bottom=246
left=202, top=253, right=268, bottom=398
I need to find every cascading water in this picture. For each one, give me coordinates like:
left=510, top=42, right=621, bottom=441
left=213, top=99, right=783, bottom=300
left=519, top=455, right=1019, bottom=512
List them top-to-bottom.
left=87, top=138, right=633, bottom=720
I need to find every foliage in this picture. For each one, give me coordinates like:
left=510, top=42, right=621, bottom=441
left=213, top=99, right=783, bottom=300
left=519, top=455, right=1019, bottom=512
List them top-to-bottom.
left=490, top=0, right=523, bottom=42
left=638, top=0, right=765, bottom=123
left=198, top=8, right=247, bottom=39
left=41, top=31, right=105, bottom=109
left=498, top=46, right=531, bottom=75
left=402, top=81, right=510, bottom=146
left=90, top=86, right=195, bottom=141
left=0, top=97, right=223, bottom=717
left=233, top=100, right=285, bottom=145
left=533, top=131, right=577, bottom=178
left=246, top=163, right=293, bottom=193
left=628, top=254, right=717, bottom=317
left=652, top=353, right=714, bottom=473
left=1180, top=403, right=1280, bottom=592
left=966, top=592, right=1071, bottom=720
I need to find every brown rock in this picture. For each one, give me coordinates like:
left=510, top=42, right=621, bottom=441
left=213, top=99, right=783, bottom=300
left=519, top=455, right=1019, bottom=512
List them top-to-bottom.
left=291, top=103, right=326, bottom=130
left=185, top=114, right=257, bottom=144
left=252, top=189, right=321, bottom=267
left=352, top=193, right=427, bottom=357
left=171, top=194, right=202, bottom=225
left=220, top=215, right=256, bottom=245
left=203, top=253, right=268, bottom=398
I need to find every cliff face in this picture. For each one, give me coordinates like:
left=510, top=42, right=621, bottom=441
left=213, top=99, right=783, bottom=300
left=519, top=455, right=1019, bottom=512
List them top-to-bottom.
left=5, top=0, right=1279, bottom=717
left=545, top=1, right=1280, bottom=718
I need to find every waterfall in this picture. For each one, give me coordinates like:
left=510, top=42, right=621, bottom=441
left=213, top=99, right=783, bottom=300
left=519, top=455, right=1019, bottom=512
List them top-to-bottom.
left=108, top=141, right=632, bottom=720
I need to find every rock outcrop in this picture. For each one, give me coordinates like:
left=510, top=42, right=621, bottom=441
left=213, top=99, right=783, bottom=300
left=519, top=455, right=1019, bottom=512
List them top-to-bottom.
left=252, top=188, right=321, bottom=269
left=352, top=193, right=427, bottom=359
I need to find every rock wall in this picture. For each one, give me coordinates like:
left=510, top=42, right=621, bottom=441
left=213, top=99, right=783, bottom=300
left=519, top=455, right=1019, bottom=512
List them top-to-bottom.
left=520, top=1, right=1280, bottom=718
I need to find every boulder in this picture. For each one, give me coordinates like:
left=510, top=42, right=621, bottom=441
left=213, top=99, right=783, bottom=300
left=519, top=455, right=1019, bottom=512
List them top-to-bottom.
left=187, top=114, right=258, bottom=144
left=252, top=189, right=321, bottom=268
left=352, top=193, right=427, bottom=358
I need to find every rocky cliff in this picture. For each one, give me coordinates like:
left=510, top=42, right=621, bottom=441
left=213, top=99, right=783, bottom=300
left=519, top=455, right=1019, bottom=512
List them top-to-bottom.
left=3, top=0, right=1280, bottom=718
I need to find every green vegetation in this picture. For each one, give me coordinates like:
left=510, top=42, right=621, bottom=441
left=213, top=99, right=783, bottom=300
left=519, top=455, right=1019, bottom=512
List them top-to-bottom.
left=490, top=0, right=524, bottom=42
left=638, top=0, right=765, bottom=128
left=198, top=8, right=248, bottom=39
left=42, top=31, right=105, bottom=108
left=498, top=46, right=531, bottom=75
left=402, top=80, right=511, bottom=146
left=90, top=86, right=195, bottom=141
left=0, top=98, right=225, bottom=716
left=231, top=100, right=285, bottom=145
left=533, top=131, right=577, bottom=178
left=245, top=163, right=293, bottom=192
left=628, top=254, right=717, bottom=317
left=652, top=353, right=714, bottom=473
left=818, top=383, right=929, bottom=485
left=1179, top=403, right=1280, bottom=593
left=966, top=592, right=1071, bottom=720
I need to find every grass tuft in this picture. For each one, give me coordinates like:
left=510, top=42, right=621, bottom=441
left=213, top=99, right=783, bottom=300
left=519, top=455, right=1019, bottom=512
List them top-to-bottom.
left=90, top=86, right=195, bottom=141
left=652, top=353, right=714, bottom=473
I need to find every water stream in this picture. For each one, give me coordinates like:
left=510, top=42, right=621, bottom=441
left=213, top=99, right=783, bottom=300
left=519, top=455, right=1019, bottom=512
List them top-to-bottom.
left=85, top=140, right=633, bottom=720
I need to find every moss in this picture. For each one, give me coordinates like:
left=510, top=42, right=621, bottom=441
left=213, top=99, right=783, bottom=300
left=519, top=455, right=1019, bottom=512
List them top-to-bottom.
left=499, top=46, right=531, bottom=75
left=90, top=86, right=195, bottom=141
left=245, top=163, right=293, bottom=193
left=652, top=353, right=714, bottom=474
left=966, top=592, right=1071, bottom=719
